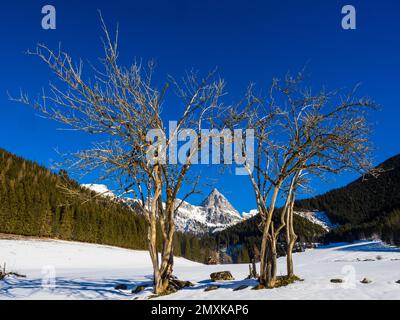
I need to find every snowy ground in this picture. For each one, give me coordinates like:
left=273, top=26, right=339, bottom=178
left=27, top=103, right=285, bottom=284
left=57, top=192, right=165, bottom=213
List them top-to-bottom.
left=1, top=237, right=400, bottom=300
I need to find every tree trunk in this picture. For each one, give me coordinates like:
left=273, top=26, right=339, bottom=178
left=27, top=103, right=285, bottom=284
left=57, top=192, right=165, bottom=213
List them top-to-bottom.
left=148, top=165, right=172, bottom=295
left=259, top=185, right=280, bottom=287
left=286, top=192, right=297, bottom=278
left=148, top=213, right=164, bottom=293
left=259, top=222, right=269, bottom=285
left=266, top=227, right=277, bottom=288
left=260, top=229, right=278, bottom=287
left=286, top=238, right=296, bottom=278
left=153, top=252, right=174, bottom=294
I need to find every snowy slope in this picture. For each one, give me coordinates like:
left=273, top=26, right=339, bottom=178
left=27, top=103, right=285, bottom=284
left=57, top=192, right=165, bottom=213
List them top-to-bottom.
left=81, top=184, right=116, bottom=198
left=240, top=208, right=336, bottom=231
left=242, top=209, right=258, bottom=219
left=295, top=211, right=337, bottom=231
left=1, top=237, right=400, bottom=300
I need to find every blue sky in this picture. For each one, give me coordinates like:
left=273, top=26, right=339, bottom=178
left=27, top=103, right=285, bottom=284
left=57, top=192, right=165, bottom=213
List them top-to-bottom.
left=1, top=0, right=399, bottom=212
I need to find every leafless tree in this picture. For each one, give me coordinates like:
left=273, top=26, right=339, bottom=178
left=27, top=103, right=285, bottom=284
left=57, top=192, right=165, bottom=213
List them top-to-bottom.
left=12, top=16, right=225, bottom=294
left=228, top=72, right=377, bottom=287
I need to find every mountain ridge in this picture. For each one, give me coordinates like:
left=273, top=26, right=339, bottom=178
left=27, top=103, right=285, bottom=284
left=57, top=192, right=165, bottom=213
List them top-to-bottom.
left=82, top=184, right=246, bottom=234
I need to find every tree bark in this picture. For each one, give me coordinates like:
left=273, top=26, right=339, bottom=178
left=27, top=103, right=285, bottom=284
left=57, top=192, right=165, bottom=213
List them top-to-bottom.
left=148, top=165, right=173, bottom=295
left=259, top=185, right=280, bottom=287
left=286, top=191, right=297, bottom=278
left=265, top=226, right=278, bottom=288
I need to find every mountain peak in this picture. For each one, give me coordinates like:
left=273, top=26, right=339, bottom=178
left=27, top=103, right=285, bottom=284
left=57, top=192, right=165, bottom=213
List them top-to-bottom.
left=200, top=188, right=242, bottom=225
left=201, top=188, right=224, bottom=206
left=206, top=188, right=223, bottom=199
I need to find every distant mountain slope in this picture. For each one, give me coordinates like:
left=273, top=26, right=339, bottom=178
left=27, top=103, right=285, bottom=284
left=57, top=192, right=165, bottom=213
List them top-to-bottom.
left=296, top=154, right=400, bottom=245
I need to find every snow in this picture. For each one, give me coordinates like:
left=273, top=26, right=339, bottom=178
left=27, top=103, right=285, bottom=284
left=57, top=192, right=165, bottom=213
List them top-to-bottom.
left=81, top=184, right=116, bottom=198
left=240, top=209, right=338, bottom=231
left=241, top=209, right=258, bottom=219
left=295, top=210, right=337, bottom=231
left=1, top=237, right=400, bottom=300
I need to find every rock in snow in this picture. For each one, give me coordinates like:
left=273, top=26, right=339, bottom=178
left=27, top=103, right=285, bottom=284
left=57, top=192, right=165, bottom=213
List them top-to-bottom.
left=210, top=271, right=235, bottom=281
left=330, top=278, right=344, bottom=283
left=360, top=278, right=372, bottom=284
left=114, top=284, right=128, bottom=290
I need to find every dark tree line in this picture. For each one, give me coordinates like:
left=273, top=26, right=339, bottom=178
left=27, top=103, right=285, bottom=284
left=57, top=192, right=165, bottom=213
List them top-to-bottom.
left=297, top=154, right=400, bottom=245
left=324, top=209, right=400, bottom=246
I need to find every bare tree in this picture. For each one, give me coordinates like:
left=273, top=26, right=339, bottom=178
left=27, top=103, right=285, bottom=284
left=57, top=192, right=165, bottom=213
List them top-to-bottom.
left=12, top=16, right=225, bottom=294
left=228, top=72, right=377, bottom=287
left=274, top=74, right=378, bottom=279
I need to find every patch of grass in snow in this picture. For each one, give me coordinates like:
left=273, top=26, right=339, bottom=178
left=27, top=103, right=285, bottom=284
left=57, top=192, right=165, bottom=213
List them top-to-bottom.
left=251, top=275, right=303, bottom=290
left=275, top=275, right=303, bottom=288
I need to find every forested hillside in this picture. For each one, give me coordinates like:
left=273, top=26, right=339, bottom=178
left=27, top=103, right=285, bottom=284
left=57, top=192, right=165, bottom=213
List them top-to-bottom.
left=0, top=148, right=210, bottom=261
left=296, top=154, right=400, bottom=245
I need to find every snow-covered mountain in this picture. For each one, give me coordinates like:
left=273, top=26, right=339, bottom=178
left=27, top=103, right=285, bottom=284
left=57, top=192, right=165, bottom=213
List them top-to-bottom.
left=81, top=185, right=245, bottom=234
left=201, top=188, right=242, bottom=225
left=174, top=189, right=243, bottom=234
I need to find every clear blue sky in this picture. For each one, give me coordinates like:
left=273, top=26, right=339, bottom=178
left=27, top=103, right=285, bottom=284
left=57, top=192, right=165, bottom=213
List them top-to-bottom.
left=1, top=0, right=399, bottom=213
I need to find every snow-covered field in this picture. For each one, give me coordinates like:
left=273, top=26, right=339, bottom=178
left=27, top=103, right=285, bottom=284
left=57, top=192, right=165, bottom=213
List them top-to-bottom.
left=1, top=237, right=400, bottom=300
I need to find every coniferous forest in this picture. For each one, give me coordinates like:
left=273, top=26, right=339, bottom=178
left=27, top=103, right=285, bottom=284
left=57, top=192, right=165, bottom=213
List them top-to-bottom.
left=0, top=148, right=213, bottom=261
left=296, top=154, right=400, bottom=245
